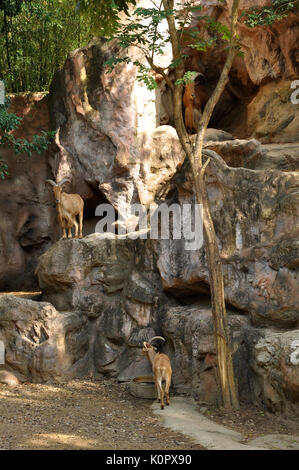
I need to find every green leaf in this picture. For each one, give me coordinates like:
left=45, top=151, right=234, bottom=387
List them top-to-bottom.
left=175, top=71, right=197, bottom=86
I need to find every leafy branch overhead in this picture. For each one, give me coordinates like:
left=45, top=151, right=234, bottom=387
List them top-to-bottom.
left=77, top=0, right=137, bottom=34
left=104, top=1, right=240, bottom=91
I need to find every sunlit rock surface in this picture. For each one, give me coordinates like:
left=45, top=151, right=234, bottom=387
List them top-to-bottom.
left=49, top=39, right=183, bottom=214
left=0, top=295, right=88, bottom=382
left=252, top=329, right=299, bottom=415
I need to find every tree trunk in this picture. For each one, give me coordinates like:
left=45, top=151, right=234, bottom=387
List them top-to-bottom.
left=163, top=0, right=240, bottom=409
left=192, top=0, right=240, bottom=409
left=4, top=10, right=11, bottom=74
left=198, top=162, right=239, bottom=409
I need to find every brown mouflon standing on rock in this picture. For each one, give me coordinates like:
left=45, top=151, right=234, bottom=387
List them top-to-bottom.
left=46, top=178, right=84, bottom=239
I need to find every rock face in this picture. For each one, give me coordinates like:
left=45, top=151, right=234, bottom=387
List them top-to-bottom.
left=167, top=1, right=299, bottom=141
left=1, top=8, right=298, bottom=289
left=0, top=13, right=298, bottom=416
left=49, top=40, right=183, bottom=216
left=0, top=42, right=183, bottom=290
left=245, top=80, right=299, bottom=144
left=0, top=94, right=59, bottom=290
left=34, top=135, right=299, bottom=412
left=204, top=138, right=299, bottom=171
left=154, top=146, right=299, bottom=331
left=0, top=209, right=298, bottom=415
left=14, top=226, right=298, bottom=415
left=35, top=234, right=166, bottom=380
left=33, top=235, right=268, bottom=408
left=0, top=295, right=89, bottom=381
left=159, top=305, right=257, bottom=405
left=252, top=329, right=299, bottom=415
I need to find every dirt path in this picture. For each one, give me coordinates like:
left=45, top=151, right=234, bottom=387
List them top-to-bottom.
left=1, top=377, right=298, bottom=451
left=0, top=378, right=203, bottom=450
left=152, top=397, right=299, bottom=450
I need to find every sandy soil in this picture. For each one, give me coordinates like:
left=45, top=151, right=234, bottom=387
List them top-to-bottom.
left=0, top=377, right=298, bottom=451
left=0, top=378, right=203, bottom=450
left=198, top=403, right=299, bottom=442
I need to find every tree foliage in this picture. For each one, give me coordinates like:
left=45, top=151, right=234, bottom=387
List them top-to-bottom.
left=0, top=0, right=136, bottom=93
left=0, top=0, right=23, bottom=17
left=78, top=0, right=136, bottom=15
left=105, top=0, right=236, bottom=90
left=243, top=0, right=298, bottom=27
left=0, top=1, right=91, bottom=92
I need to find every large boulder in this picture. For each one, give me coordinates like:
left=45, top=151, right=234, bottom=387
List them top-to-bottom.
left=49, top=40, right=183, bottom=217
left=154, top=147, right=299, bottom=330
left=35, top=234, right=169, bottom=379
left=0, top=295, right=89, bottom=381
left=159, top=305, right=257, bottom=406
left=252, top=329, right=299, bottom=415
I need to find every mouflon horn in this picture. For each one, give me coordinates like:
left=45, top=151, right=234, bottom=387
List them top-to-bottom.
left=58, top=177, right=71, bottom=186
left=46, top=179, right=57, bottom=186
left=149, top=336, right=166, bottom=344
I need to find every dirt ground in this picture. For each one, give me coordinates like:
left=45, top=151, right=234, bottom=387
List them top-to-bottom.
left=0, top=377, right=298, bottom=450
left=0, top=378, right=203, bottom=450
left=197, top=403, right=299, bottom=443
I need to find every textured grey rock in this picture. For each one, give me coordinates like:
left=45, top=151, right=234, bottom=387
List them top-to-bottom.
left=49, top=40, right=184, bottom=219
left=204, top=139, right=299, bottom=171
left=154, top=148, right=299, bottom=330
left=1, top=224, right=298, bottom=416
left=34, top=234, right=257, bottom=405
left=35, top=234, right=168, bottom=379
left=0, top=295, right=89, bottom=381
left=159, top=305, right=258, bottom=406
left=252, top=329, right=299, bottom=414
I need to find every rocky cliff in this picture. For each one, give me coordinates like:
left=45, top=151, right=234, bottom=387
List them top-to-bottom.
left=159, top=0, right=299, bottom=142
left=0, top=2, right=298, bottom=416
left=0, top=93, right=59, bottom=290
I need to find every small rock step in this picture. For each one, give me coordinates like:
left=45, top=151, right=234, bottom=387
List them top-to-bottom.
left=0, top=291, right=42, bottom=301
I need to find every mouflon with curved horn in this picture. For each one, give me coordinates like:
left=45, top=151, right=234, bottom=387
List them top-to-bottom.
left=46, top=178, right=84, bottom=239
left=142, top=337, right=172, bottom=410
